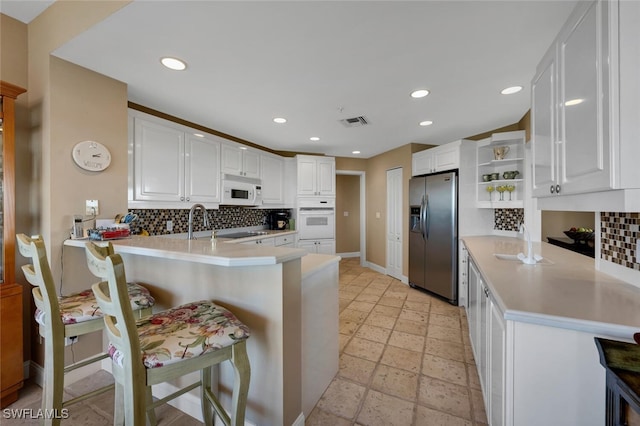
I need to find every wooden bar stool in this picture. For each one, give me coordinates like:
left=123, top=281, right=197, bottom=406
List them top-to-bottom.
left=16, top=234, right=155, bottom=425
left=85, top=241, right=251, bottom=426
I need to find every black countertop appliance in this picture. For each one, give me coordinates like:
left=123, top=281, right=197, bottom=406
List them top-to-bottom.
left=268, top=211, right=290, bottom=230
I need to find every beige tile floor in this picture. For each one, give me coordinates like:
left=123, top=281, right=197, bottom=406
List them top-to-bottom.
left=4, top=257, right=487, bottom=425
left=305, top=257, right=488, bottom=426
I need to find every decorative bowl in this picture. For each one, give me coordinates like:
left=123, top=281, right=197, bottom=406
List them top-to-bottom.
left=563, top=230, right=595, bottom=242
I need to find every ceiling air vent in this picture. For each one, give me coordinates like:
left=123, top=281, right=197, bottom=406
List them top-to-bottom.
left=339, top=116, right=369, bottom=128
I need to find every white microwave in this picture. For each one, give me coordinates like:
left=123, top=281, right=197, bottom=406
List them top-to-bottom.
left=221, top=175, right=262, bottom=206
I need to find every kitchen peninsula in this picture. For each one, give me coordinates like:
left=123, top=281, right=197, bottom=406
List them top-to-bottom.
left=65, top=234, right=339, bottom=426
left=462, top=236, right=640, bottom=426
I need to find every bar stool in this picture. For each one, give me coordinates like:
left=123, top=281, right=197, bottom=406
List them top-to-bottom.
left=16, top=234, right=155, bottom=425
left=85, top=241, right=251, bottom=426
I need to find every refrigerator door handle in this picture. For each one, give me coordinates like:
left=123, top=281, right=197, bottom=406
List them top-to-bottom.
left=425, top=194, right=430, bottom=240
left=420, top=195, right=426, bottom=240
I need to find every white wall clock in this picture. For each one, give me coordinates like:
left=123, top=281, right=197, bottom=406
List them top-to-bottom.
left=72, top=140, right=112, bottom=171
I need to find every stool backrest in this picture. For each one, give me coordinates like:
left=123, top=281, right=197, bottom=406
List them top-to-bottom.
left=16, top=234, right=63, bottom=331
left=85, top=242, right=142, bottom=369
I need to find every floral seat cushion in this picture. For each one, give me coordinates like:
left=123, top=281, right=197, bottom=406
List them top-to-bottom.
left=35, top=282, right=154, bottom=326
left=108, top=301, right=250, bottom=369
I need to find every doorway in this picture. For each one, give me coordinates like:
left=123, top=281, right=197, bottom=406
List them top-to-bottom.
left=386, top=167, right=403, bottom=281
left=335, top=170, right=366, bottom=266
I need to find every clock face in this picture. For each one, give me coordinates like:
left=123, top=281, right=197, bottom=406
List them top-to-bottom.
left=72, top=141, right=111, bottom=171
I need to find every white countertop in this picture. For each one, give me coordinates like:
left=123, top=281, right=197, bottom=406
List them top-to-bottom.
left=64, top=231, right=305, bottom=267
left=462, top=236, right=640, bottom=339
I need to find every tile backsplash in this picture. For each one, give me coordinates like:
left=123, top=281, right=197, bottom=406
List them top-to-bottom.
left=128, top=207, right=290, bottom=236
left=494, top=208, right=524, bottom=231
left=600, top=212, right=639, bottom=271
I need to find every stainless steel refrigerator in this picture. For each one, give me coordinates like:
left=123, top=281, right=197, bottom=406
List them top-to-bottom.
left=409, top=172, right=458, bottom=304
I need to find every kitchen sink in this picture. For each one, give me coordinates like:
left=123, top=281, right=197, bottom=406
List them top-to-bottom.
left=494, top=253, right=553, bottom=264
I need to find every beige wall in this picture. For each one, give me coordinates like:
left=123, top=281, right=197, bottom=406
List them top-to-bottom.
left=16, top=1, right=131, bottom=366
left=365, top=144, right=413, bottom=273
left=335, top=175, right=360, bottom=254
left=541, top=211, right=596, bottom=241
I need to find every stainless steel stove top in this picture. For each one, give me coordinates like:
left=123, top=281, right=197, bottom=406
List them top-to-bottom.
left=220, top=231, right=269, bottom=239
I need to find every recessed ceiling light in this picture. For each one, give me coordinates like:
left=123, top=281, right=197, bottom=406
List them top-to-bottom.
left=160, top=57, right=187, bottom=71
left=501, top=86, right=523, bottom=95
left=411, top=89, right=430, bottom=98
left=565, top=98, right=584, bottom=106
left=273, top=117, right=287, bottom=124
left=419, top=120, right=433, bottom=126
left=193, top=133, right=204, bottom=138
left=310, top=137, right=320, bottom=141
left=239, top=147, right=247, bottom=150
left=352, top=151, right=361, bottom=155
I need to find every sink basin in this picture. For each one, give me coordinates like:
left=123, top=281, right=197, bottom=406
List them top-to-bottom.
left=494, top=253, right=553, bottom=265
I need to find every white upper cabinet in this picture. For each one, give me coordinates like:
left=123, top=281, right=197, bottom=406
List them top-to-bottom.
left=532, top=0, right=640, bottom=210
left=131, top=113, right=221, bottom=205
left=412, top=140, right=462, bottom=176
left=221, top=143, right=260, bottom=179
left=260, top=153, right=285, bottom=204
left=296, top=155, right=336, bottom=196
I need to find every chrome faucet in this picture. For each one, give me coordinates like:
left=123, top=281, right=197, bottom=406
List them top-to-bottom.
left=188, top=204, right=209, bottom=240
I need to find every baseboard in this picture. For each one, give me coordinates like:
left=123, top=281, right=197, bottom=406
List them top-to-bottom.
left=337, top=251, right=360, bottom=258
left=364, top=261, right=385, bottom=275
left=29, top=356, right=104, bottom=388
left=23, top=361, right=30, bottom=381
left=292, top=412, right=305, bottom=426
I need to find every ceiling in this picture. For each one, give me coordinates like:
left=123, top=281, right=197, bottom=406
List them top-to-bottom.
left=2, top=1, right=578, bottom=158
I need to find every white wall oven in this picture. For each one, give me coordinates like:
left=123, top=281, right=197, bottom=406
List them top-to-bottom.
left=296, top=197, right=336, bottom=240
left=298, top=207, right=335, bottom=240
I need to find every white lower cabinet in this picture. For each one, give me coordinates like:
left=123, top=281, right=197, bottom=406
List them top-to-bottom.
left=240, top=237, right=275, bottom=246
left=298, top=240, right=335, bottom=254
left=467, top=256, right=607, bottom=426
left=468, top=257, right=505, bottom=426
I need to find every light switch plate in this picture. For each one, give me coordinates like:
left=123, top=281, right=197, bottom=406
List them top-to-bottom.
left=86, top=199, right=99, bottom=216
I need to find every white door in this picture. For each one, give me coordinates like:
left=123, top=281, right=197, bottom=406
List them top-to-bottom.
left=221, top=143, right=244, bottom=176
left=242, top=149, right=261, bottom=179
left=261, top=154, right=284, bottom=204
left=297, top=157, right=318, bottom=195
left=317, top=158, right=336, bottom=196
left=386, top=168, right=403, bottom=280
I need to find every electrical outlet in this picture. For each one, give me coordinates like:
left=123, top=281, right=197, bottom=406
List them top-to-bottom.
left=86, top=199, right=99, bottom=216
left=344, top=211, right=349, bottom=217
left=167, top=220, right=173, bottom=231
left=64, top=336, right=78, bottom=346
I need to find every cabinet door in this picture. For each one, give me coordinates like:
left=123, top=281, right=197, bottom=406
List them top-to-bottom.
left=559, top=0, right=611, bottom=194
left=531, top=49, right=557, bottom=197
left=134, top=117, right=185, bottom=201
left=185, top=134, right=221, bottom=203
left=221, top=143, right=244, bottom=176
left=433, top=145, right=459, bottom=172
left=243, top=149, right=261, bottom=179
left=412, top=150, right=433, bottom=176
left=261, top=155, right=284, bottom=204
left=297, top=157, right=318, bottom=196
left=317, top=158, right=336, bottom=196
left=274, top=234, right=295, bottom=247
left=297, top=240, right=317, bottom=253
left=317, top=240, right=336, bottom=255
left=467, top=259, right=481, bottom=360
left=479, top=282, right=489, bottom=396
left=489, top=298, right=506, bottom=426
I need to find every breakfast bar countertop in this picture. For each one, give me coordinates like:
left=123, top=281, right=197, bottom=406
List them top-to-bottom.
left=64, top=232, right=306, bottom=267
left=462, top=236, right=640, bottom=339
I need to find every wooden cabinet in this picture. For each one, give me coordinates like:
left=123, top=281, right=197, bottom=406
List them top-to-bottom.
left=531, top=0, right=640, bottom=210
left=0, top=81, right=26, bottom=408
left=130, top=111, right=221, bottom=206
left=476, top=131, right=525, bottom=208
left=412, top=140, right=461, bottom=176
left=221, top=143, right=260, bottom=179
left=260, top=154, right=285, bottom=205
left=296, top=155, right=335, bottom=196
left=297, top=240, right=335, bottom=255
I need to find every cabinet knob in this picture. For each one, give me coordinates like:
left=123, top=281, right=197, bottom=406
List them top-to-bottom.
left=556, top=184, right=561, bottom=194
left=550, top=185, right=555, bottom=194
left=180, top=197, right=185, bottom=201
left=186, top=197, right=190, bottom=202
